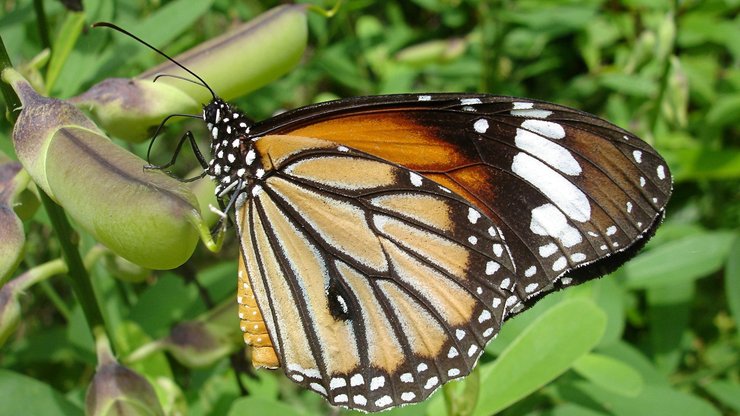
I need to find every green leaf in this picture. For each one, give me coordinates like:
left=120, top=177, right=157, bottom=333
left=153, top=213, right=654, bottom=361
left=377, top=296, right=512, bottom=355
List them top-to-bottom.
left=46, top=12, right=86, bottom=93
left=598, top=73, right=657, bottom=97
left=672, top=147, right=740, bottom=182
left=623, top=231, right=736, bottom=289
left=725, top=236, right=740, bottom=331
left=646, top=281, right=693, bottom=373
left=473, top=298, right=607, bottom=416
left=598, top=342, right=669, bottom=386
left=572, top=353, right=644, bottom=397
left=0, top=369, right=83, bottom=415
left=702, top=379, right=740, bottom=413
left=574, top=382, right=721, bottom=416
left=227, top=396, right=306, bottom=416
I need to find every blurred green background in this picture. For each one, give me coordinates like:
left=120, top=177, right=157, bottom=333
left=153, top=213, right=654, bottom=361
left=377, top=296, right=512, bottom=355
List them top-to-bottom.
left=0, top=0, right=738, bottom=415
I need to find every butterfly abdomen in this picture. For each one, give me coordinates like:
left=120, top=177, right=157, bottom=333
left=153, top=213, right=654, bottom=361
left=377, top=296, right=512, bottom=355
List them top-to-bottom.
left=238, top=254, right=280, bottom=369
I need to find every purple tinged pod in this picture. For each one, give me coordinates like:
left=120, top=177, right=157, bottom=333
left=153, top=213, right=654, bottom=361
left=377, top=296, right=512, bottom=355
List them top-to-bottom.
left=4, top=68, right=202, bottom=270
left=71, top=79, right=199, bottom=143
left=0, top=157, right=25, bottom=283
left=0, top=259, right=67, bottom=346
left=127, top=300, right=241, bottom=368
left=87, top=328, right=165, bottom=416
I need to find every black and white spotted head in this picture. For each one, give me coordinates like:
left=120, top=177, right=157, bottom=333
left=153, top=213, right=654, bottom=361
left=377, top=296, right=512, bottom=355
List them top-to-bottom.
left=202, top=98, right=261, bottom=197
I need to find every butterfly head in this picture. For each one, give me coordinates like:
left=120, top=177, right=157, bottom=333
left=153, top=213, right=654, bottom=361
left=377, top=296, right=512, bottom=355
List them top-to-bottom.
left=202, top=98, right=262, bottom=198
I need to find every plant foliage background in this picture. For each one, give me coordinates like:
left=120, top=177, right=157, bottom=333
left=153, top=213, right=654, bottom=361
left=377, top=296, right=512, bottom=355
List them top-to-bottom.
left=0, top=0, right=738, bottom=415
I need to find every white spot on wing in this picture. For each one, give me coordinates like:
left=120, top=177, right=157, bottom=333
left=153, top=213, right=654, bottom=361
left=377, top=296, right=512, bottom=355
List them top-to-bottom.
left=418, top=95, right=431, bottom=101
left=461, top=98, right=482, bottom=105
left=474, top=118, right=489, bottom=133
left=521, top=119, right=566, bottom=139
left=515, top=128, right=581, bottom=175
left=633, top=150, right=643, bottom=163
left=513, top=154, right=591, bottom=222
left=657, top=165, right=666, bottom=179
left=410, top=172, right=423, bottom=187
left=530, top=204, right=583, bottom=247
left=468, top=208, right=481, bottom=224
left=539, top=243, right=558, bottom=257
left=571, top=253, right=587, bottom=262
left=552, top=256, right=567, bottom=271
left=486, top=261, right=500, bottom=275
left=525, top=266, right=537, bottom=277
left=525, top=283, right=539, bottom=293
left=478, top=309, right=492, bottom=323
left=468, top=345, right=478, bottom=357
left=350, top=374, right=364, bottom=386
left=370, top=376, right=385, bottom=391
left=425, top=377, right=439, bottom=389
left=310, top=383, right=327, bottom=395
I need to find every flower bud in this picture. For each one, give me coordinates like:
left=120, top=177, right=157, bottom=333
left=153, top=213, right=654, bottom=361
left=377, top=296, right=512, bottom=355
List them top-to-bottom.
left=4, top=68, right=202, bottom=270
left=0, top=158, right=25, bottom=283
left=127, top=300, right=241, bottom=368
left=163, top=300, right=241, bottom=368
left=87, top=329, right=165, bottom=416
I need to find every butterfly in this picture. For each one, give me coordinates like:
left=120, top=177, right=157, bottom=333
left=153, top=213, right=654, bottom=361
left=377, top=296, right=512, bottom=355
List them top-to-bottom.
left=97, top=23, right=672, bottom=413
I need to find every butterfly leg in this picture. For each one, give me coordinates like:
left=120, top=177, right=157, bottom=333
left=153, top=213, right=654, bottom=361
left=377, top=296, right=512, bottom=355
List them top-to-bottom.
left=145, top=130, right=209, bottom=171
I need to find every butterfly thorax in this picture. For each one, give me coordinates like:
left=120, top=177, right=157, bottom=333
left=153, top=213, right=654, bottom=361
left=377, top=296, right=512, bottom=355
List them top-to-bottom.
left=202, top=98, right=263, bottom=198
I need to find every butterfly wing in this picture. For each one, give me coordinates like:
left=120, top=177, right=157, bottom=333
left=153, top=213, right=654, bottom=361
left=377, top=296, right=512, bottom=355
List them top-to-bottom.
left=251, top=94, right=673, bottom=307
left=236, top=134, right=520, bottom=411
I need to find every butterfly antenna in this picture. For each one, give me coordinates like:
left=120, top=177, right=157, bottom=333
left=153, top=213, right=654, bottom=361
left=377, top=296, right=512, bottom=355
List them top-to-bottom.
left=92, top=22, right=217, bottom=100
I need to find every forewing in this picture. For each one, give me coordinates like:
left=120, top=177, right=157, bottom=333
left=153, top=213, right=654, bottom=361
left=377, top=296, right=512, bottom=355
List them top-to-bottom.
left=253, top=94, right=672, bottom=306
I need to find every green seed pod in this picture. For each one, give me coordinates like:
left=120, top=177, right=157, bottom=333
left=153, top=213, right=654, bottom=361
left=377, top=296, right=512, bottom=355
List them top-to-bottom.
left=71, top=5, right=308, bottom=142
left=4, top=68, right=202, bottom=270
left=70, top=79, right=199, bottom=143
left=0, top=157, right=25, bottom=283
left=87, top=328, right=165, bottom=416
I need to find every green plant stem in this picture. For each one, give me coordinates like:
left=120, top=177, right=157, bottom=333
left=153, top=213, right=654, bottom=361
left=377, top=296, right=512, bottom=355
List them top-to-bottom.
left=32, top=0, right=51, bottom=51
left=649, top=7, right=677, bottom=134
left=0, top=36, right=22, bottom=122
left=38, top=190, right=113, bottom=353
left=38, top=280, right=72, bottom=321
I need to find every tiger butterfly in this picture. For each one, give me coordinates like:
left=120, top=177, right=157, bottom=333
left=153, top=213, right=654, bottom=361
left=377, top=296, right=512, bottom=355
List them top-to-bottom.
left=98, top=23, right=671, bottom=413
